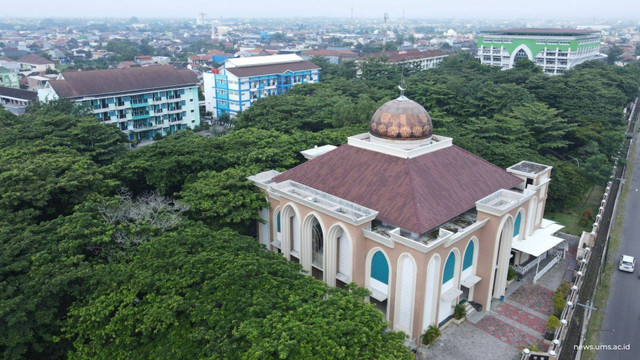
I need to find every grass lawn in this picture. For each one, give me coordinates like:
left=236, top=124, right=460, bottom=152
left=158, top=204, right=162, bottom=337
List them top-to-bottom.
left=546, top=185, right=605, bottom=236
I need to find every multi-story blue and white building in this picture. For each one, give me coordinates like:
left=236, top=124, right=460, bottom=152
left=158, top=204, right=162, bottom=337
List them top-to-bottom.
left=203, top=54, right=320, bottom=117
left=38, top=65, right=200, bottom=140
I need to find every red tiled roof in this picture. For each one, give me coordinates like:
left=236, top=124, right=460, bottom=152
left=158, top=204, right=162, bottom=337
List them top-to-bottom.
left=207, top=49, right=230, bottom=56
left=305, top=49, right=359, bottom=59
left=363, top=49, right=448, bottom=63
left=18, top=53, right=54, bottom=65
left=189, top=55, right=211, bottom=61
left=225, top=60, right=319, bottom=78
left=117, top=61, right=136, bottom=68
left=51, top=65, right=198, bottom=98
left=274, top=144, right=522, bottom=234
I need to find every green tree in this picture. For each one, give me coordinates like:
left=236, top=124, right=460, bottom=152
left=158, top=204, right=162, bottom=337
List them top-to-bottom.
left=606, top=44, right=623, bottom=65
left=507, top=103, right=573, bottom=152
left=1, top=111, right=127, bottom=165
left=111, top=131, right=218, bottom=195
left=0, top=146, right=108, bottom=221
left=582, top=154, right=613, bottom=201
left=179, top=167, right=268, bottom=232
left=63, top=225, right=411, bottom=359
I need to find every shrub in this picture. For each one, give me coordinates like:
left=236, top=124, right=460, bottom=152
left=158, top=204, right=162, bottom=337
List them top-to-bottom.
left=579, top=209, right=594, bottom=226
left=507, top=266, right=518, bottom=281
left=558, top=281, right=571, bottom=298
left=552, top=290, right=567, bottom=317
left=454, top=303, right=467, bottom=320
left=547, top=315, right=562, bottom=332
left=422, top=324, right=441, bottom=345
left=530, top=344, right=539, bottom=352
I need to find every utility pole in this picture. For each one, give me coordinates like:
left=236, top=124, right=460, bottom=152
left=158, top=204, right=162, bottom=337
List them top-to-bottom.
left=383, top=12, right=389, bottom=52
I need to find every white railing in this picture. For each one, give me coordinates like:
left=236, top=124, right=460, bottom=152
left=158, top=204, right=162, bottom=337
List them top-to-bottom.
left=533, top=251, right=562, bottom=284
left=513, top=252, right=547, bottom=275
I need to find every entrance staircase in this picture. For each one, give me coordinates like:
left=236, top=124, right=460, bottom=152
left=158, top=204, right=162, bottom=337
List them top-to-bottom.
left=465, top=302, right=476, bottom=317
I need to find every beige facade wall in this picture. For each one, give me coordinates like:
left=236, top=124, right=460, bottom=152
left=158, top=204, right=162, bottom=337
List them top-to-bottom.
left=256, top=167, right=551, bottom=342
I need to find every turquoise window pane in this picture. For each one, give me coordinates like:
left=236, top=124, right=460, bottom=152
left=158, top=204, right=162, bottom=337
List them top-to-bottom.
left=276, top=212, right=281, bottom=233
left=513, top=213, right=521, bottom=237
left=463, top=242, right=474, bottom=270
left=371, top=251, right=389, bottom=285
left=443, top=252, right=455, bottom=284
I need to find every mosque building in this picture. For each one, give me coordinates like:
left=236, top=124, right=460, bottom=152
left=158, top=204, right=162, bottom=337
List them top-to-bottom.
left=249, top=93, right=564, bottom=342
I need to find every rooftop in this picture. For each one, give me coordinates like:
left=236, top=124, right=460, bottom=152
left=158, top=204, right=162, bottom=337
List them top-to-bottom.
left=483, top=28, right=600, bottom=36
left=305, top=49, right=359, bottom=59
left=363, top=49, right=448, bottom=63
left=18, top=53, right=54, bottom=65
left=225, top=54, right=304, bottom=68
left=225, top=60, right=319, bottom=78
left=50, top=65, right=198, bottom=98
left=0, top=86, right=37, bottom=100
left=274, top=143, right=522, bottom=234
left=508, top=161, right=552, bottom=176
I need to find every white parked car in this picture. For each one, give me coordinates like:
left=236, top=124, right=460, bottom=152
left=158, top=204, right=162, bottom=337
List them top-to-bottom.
left=619, top=255, right=636, bottom=273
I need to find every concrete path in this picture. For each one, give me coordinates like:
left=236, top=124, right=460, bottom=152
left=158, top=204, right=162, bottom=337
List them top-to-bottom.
left=423, top=256, right=571, bottom=360
left=422, top=322, right=521, bottom=360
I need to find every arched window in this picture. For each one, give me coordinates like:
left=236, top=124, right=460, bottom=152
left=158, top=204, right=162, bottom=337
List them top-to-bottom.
left=514, top=48, right=529, bottom=62
left=259, top=208, right=270, bottom=245
left=276, top=212, right=281, bottom=233
left=513, top=212, right=522, bottom=238
left=290, top=213, right=300, bottom=254
left=311, top=218, right=323, bottom=269
left=337, top=230, right=351, bottom=279
left=463, top=241, right=474, bottom=270
left=371, top=251, right=389, bottom=285
left=443, top=252, right=455, bottom=284
left=395, top=255, right=416, bottom=335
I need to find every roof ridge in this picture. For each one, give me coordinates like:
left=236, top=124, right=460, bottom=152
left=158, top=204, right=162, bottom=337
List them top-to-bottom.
left=452, top=145, right=522, bottom=182
left=405, top=159, right=424, bottom=235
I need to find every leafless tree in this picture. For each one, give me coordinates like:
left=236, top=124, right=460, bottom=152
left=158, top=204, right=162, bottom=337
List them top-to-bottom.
left=96, top=190, right=189, bottom=250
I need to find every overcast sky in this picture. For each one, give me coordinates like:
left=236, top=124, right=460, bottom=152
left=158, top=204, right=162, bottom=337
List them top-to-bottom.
left=1, top=0, right=638, bottom=20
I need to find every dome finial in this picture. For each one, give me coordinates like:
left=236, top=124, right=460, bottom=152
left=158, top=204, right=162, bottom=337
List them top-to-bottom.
left=398, top=64, right=407, bottom=98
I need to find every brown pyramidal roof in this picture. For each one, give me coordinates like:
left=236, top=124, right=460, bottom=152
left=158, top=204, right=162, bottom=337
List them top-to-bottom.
left=50, top=65, right=198, bottom=98
left=274, top=144, right=522, bottom=234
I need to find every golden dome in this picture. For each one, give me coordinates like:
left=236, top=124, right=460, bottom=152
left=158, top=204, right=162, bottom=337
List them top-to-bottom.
left=369, top=96, right=433, bottom=141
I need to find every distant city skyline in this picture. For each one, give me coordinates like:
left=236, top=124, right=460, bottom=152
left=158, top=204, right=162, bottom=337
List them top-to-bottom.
left=1, top=0, right=639, bottom=21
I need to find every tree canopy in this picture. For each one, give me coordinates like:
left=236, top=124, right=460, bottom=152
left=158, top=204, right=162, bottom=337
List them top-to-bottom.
left=2, top=54, right=640, bottom=359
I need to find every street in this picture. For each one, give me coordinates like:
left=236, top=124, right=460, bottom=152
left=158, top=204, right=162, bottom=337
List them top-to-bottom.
left=597, top=134, right=640, bottom=359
